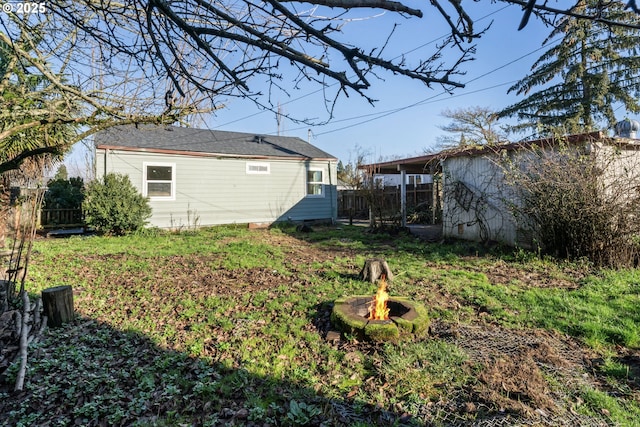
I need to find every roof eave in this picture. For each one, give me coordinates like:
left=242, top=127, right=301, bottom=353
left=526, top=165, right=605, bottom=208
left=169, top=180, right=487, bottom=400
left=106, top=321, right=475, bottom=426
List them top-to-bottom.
left=359, top=131, right=610, bottom=174
left=95, top=144, right=337, bottom=161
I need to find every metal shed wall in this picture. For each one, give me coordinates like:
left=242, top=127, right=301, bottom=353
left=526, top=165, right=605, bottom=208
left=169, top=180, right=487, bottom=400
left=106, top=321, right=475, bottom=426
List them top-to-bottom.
left=441, top=155, right=521, bottom=246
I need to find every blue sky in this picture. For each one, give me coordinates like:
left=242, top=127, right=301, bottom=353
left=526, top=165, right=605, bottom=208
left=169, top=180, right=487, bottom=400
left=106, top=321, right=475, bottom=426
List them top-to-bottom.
left=64, top=2, right=635, bottom=175
left=200, top=2, right=560, bottom=165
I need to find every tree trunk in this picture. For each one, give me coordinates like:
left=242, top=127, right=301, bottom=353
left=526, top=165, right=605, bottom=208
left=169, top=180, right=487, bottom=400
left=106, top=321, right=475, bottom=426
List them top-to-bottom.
left=359, top=258, right=393, bottom=283
left=0, top=279, right=9, bottom=312
left=42, top=285, right=74, bottom=328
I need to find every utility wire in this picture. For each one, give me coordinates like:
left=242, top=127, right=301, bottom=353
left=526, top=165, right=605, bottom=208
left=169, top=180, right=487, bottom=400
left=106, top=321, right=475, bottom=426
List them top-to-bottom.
left=212, top=5, right=511, bottom=129
left=311, top=36, right=563, bottom=137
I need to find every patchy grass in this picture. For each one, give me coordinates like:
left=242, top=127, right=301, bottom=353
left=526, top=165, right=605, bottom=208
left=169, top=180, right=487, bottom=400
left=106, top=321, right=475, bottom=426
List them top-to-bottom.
left=1, top=224, right=639, bottom=426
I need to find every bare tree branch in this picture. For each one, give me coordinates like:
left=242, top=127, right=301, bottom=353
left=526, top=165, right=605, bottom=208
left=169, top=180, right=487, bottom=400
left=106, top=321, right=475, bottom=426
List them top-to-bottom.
left=43, top=0, right=483, bottom=108
left=282, top=0, right=423, bottom=17
left=0, top=10, right=216, bottom=174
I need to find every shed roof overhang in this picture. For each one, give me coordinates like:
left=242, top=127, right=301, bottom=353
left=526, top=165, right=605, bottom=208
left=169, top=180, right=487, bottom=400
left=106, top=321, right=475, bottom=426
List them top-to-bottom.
left=358, top=131, right=618, bottom=175
left=358, top=153, right=441, bottom=174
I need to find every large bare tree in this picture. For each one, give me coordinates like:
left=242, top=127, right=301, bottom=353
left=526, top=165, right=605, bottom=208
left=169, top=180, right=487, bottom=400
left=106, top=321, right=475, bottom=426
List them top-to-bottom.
left=1, top=0, right=639, bottom=173
left=38, top=1, right=640, bottom=119
left=0, top=9, right=211, bottom=174
left=436, top=106, right=507, bottom=148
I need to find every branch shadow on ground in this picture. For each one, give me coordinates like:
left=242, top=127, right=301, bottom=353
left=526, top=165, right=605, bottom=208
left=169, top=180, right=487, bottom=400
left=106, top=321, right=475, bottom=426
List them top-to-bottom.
left=0, top=316, right=415, bottom=426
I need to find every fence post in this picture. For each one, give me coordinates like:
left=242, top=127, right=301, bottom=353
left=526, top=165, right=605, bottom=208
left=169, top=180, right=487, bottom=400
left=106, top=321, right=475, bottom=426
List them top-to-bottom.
left=400, top=170, right=407, bottom=228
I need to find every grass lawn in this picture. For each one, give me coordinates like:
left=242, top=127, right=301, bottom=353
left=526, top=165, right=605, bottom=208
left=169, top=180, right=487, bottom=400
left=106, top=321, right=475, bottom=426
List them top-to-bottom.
left=1, top=223, right=639, bottom=426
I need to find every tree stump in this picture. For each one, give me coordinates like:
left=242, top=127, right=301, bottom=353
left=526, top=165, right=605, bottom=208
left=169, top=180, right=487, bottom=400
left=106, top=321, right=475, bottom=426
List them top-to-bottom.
left=359, top=258, right=393, bottom=283
left=42, top=285, right=74, bottom=328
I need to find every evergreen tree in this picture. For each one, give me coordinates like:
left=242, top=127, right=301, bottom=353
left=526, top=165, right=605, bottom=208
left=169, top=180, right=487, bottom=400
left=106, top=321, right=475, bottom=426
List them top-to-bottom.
left=498, top=0, right=640, bottom=136
left=0, top=37, right=78, bottom=174
left=53, top=165, right=68, bottom=181
left=44, top=176, right=84, bottom=210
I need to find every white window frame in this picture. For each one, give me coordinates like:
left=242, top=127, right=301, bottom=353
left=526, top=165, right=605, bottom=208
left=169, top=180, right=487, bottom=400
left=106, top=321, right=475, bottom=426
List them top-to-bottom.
left=143, top=162, right=176, bottom=201
left=246, top=162, right=271, bottom=175
left=306, top=168, right=325, bottom=197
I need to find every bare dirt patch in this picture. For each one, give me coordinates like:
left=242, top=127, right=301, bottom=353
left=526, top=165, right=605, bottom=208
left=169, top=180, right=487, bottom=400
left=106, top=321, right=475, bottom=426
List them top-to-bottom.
left=1, top=229, right=635, bottom=426
left=431, top=321, right=599, bottom=420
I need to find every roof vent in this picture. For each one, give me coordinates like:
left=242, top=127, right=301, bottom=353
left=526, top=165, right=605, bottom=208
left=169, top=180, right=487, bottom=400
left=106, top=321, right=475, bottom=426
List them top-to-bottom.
left=614, top=119, right=640, bottom=138
left=253, top=135, right=264, bottom=144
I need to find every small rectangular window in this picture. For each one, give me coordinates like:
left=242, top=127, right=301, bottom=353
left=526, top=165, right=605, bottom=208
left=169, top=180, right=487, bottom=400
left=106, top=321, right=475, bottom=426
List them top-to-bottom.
left=246, top=162, right=270, bottom=174
left=144, top=163, right=175, bottom=200
left=307, top=170, right=324, bottom=196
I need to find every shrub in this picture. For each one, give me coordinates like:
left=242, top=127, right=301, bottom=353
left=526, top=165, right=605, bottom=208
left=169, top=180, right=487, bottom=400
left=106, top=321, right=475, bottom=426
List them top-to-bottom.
left=503, top=143, right=640, bottom=268
left=83, top=173, right=152, bottom=235
left=44, top=177, right=84, bottom=210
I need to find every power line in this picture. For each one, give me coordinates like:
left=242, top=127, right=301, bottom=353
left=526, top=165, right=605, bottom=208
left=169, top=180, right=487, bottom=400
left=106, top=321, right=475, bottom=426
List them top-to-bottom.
left=211, top=5, right=511, bottom=129
left=310, top=36, right=563, bottom=137
left=310, top=82, right=518, bottom=137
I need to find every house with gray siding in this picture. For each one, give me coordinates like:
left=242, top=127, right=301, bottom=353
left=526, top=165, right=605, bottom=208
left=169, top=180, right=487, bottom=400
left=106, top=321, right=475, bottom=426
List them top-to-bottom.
left=94, top=125, right=338, bottom=228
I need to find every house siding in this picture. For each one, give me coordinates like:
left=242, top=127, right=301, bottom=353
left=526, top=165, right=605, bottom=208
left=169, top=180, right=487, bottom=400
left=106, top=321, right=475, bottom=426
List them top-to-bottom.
left=96, top=149, right=337, bottom=228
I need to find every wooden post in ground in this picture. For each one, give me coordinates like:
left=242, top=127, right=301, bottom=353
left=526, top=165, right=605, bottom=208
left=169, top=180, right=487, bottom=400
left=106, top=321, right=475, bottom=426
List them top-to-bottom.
left=42, top=285, right=74, bottom=328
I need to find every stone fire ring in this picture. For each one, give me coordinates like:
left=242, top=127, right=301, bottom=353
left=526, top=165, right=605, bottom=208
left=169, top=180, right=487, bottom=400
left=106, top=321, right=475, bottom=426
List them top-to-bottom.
left=330, top=296, right=429, bottom=342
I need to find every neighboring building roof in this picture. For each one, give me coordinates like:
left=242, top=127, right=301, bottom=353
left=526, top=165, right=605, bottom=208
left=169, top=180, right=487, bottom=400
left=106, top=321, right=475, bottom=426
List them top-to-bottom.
left=94, top=124, right=336, bottom=160
left=360, top=130, right=636, bottom=174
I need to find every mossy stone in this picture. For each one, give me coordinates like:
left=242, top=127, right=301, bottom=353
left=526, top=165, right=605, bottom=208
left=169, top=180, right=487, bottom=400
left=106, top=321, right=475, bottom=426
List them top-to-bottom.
left=330, top=299, right=368, bottom=334
left=411, top=303, right=430, bottom=334
left=330, top=312, right=362, bottom=334
left=392, top=316, right=414, bottom=333
left=364, top=321, right=399, bottom=342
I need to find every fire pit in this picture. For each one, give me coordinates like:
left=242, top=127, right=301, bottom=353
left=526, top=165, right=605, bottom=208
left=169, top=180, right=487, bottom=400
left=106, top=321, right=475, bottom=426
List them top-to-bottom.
left=330, top=279, right=429, bottom=342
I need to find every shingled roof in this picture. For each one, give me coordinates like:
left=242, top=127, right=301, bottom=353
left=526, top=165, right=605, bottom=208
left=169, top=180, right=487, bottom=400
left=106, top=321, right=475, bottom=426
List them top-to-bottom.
left=94, top=124, right=336, bottom=160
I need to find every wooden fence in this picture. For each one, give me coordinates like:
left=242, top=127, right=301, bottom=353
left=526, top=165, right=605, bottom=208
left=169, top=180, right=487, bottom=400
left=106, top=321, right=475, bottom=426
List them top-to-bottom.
left=338, top=184, right=438, bottom=222
left=40, top=208, right=84, bottom=229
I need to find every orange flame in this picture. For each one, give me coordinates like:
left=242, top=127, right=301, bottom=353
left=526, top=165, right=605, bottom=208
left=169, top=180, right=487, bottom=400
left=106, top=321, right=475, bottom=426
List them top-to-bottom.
left=368, top=276, right=390, bottom=320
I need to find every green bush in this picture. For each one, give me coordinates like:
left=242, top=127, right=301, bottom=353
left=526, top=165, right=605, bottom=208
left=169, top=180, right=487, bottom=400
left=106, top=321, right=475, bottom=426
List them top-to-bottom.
left=83, top=173, right=152, bottom=235
left=44, top=177, right=84, bottom=210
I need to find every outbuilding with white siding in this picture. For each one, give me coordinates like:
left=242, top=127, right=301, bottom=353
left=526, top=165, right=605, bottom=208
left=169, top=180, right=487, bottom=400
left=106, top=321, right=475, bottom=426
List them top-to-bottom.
left=94, top=125, right=338, bottom=228
left=360, top=127, right=640, bottom=247
left=439, top=130, right=640, bottom=246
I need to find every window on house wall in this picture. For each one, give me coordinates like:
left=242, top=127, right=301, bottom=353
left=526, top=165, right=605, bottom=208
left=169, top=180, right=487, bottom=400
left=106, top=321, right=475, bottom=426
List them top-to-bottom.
left=246, top=162, right=270, bottom=174
left=143, top=163, right=175, bottom=200
left=307, top=169, right=324, bottom=196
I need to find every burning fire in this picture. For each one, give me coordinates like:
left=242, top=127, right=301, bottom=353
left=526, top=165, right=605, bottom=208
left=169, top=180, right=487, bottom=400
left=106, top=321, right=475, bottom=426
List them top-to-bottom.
left=368, top=276, right=390, bottom=320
